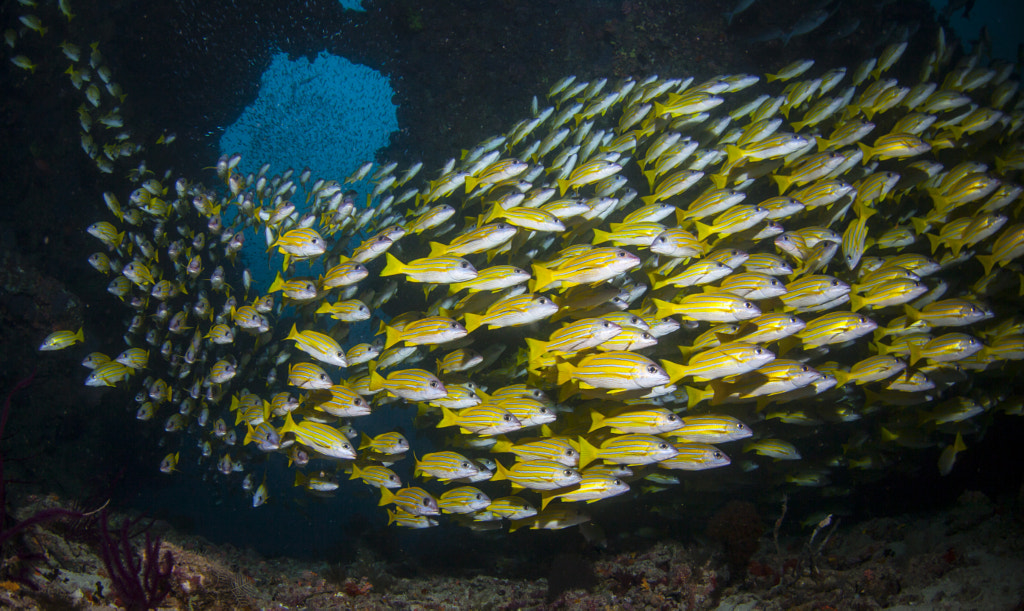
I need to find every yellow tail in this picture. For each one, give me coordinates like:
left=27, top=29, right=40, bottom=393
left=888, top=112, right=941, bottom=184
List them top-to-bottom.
left=381, top=252, right=405, bottom=277
left=531, top=263, right=556, bottom=292
left=463, top=312, right=484, bottom=333
left=577, top=436, right=600, bottom=469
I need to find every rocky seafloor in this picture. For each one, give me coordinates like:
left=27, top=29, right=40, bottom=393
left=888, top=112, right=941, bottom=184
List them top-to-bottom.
left=1, top=488, right=1021, bottom=610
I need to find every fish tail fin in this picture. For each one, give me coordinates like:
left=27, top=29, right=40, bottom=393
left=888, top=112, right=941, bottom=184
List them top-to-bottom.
left=816, top=136, right=831, bottom=152
left=856, top=141, right=873, bottom=163
left=725, top=144, right=744, bottom=166
left=709, top=172, right=729, bottom=190
left=772, top=174, right=793, bottom=195
left=464, top=175, right=479, bottom=193
left=557, top=178, right=570, bottom=196
left=695, top=221, right=715, bottom=242
left=591, top=228, right=611, bottom=244
left=925, top=233, right=943, bottom=253
left=428, top=241, right=447, bottom=257
left=381, top=252, right=404, bottom=277
left=976, top=254, right=997, bottom=276
left=531, top=263, right=554, bottom=293
left=268, top=272, right=284, bottom=294
left=650, top=272, right=670, bottom=291
left=850, top=294, right=865, bottom=312
left=652, top=298, right=676, bottom=320
left=903, top=303, right=921, bottom=321
left=463, top=312, right=483, bottom=333
left=384, top=325, right=402, bottom=349
left=74, top=327, right=85, bottom=343
left=777, top=336, right=801, bottom=356
left=524, top=338, right=548, bottom=367
left=661, top=359, right=688, bottom=385
left=555, top=360, right=575, bottom=386
left=369, top=368, right=386, bottom=392
left=833, top=370, right=850, bottom=386
left=708, top=380, right=729, bottom=406
left=438, top=407, right=458, bottom=429
left=588, top=410, right=605, bottom=433
left=280, top=412, right=299, bottom=435
left=358, top=432, right=374, bottom=450
left=953, top=432, right=967, bottom=453
left=491, top=436, right=513, bottom=453
left=577, top=436, right=599, bottom=469
left=491, top=460, right=510, bottom=481
left=349, top=464, right=364, bottom=480
left=294, top=471, right=307, bottom=487
left=378, top=487, right=396, bottom=507
left=540, top=491, right=558, bottom=510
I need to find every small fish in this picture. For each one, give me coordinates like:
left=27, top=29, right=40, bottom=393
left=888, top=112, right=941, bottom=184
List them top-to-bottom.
left=381, top=253, right=478, bottom=284
left=39, top=328, right=84, bottom=351
left=556, top=351, right=670, bottom=390
left=578, top=434, right=679, bottom=469
left=744, top=438, right=802, bottom=460
left=414, top=451, right=479, bottom=481
left=492, top=459, right=582, bottom=490
left=378, top=487, right=440, bottom=516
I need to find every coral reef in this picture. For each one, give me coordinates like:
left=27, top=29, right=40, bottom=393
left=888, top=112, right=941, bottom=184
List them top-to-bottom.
left=0, top=490, right=1021, bottom=609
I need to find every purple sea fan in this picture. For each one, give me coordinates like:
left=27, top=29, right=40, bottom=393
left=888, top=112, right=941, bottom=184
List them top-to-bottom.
left=97, top=508, right=174, bottom=610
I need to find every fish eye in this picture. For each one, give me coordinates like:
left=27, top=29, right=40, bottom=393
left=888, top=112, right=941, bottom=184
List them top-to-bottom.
left=654, top=237, right=665, bottom=244
left=617, top=251, right=625, bottom=257
left=460, top=261, right=469, bottom=268
left=831, top=280, right=839, bottom=286
left=538, top=298, right=548, bottom=304
left=603, top=322, right=613, bottom=328
left=450, top=323, right=459, bottom=329
left=755, top=348, right=762, bottom=354
left=337, top=351, right=344, bottom=357
left=647, top=365, right=658, bottom=374
left=800, top=365, right=808, bottom=372
left=429, top=381, right=438, bottom=388
left=503, top=414, right=512, bottom=421
left=735, top=423, right=742, bottom=429
left=343, top=443, right=351, bottom=450
left=658, top=443, right=668, bottom=449
left=714, top=451, right=723, bottom=459
left=461, top=462, right=470, bottom=468
left=563, top=470, right=572, bottom=476
left=389, top=475, right=397, bottom=481
left=475, top=493, right=482, bottom=500
left=423, top=498, right=431, bottom=506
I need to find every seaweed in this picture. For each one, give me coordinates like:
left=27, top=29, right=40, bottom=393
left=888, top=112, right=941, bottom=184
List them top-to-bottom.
left=96, top=508, right=174, bottom=610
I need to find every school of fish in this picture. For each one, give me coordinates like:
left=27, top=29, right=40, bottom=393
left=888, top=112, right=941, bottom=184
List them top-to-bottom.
left=15, top=4, right=1024, bottom=532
